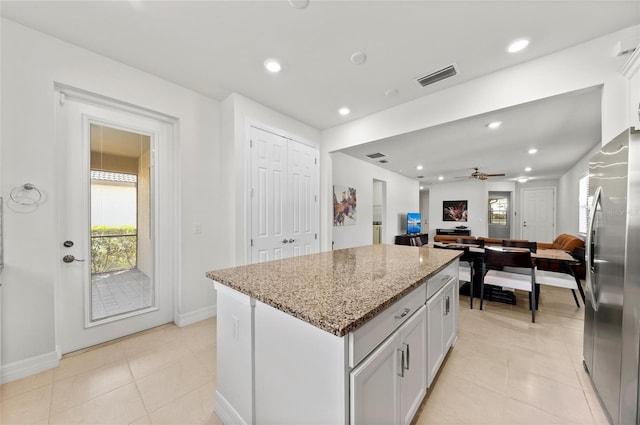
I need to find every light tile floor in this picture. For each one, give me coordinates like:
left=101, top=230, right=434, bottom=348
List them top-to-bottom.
left=92, top=269, right=152, bottom=320
left=0, top=285, right=608, bottom=425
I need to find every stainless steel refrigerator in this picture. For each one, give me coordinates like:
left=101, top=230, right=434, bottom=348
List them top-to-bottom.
left=584, top=127, right=640, bottom=425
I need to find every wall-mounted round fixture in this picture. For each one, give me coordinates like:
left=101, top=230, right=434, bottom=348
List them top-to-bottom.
left=288, top=0, right=310, bottom=9
left=507, top=38, right=530, bottom=53
left=350, top=51, right=367, bottom=65
left=264, top=58, right=282, bottom=73
left=385, top=89, right=398, bottom=97
left=338, top=107, right=351, bottom=116
left=486, top=121, right=502, bottom=129
left=528, top=148, right=538, bottom=155
left=416, top=165, right=423, bottom=171
left=525, top=166, right=532, bottom=172
left=438, top=176, right=444, bottom=181
left=517, top=177, right=529, bottom=183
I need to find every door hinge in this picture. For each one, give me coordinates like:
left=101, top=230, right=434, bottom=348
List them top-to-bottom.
left=59, top=92, right=66, bottom=106
left=250, top=139, right=253, bottom=148
left=315, top=157, right=317, bottom=165
left=250, top=188, right=254, bottom=197
left=314, top=195, right=317, bottom=202
left=315, top=233, right=317, bottom=240
left=251, top=239, right=254, bottom=247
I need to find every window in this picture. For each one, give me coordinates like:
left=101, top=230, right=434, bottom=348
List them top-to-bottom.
left=579, top=174, right=590, bottom=234
left=488, top=197, right=508, bottom=225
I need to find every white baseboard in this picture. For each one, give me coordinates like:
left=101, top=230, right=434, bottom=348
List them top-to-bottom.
left=175, top=305, right=217, bottom=327
left=0, top=350, right=59, bottom=384
left=216, top=391, right=249, bottom=425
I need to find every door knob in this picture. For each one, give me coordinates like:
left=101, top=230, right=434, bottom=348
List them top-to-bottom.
left=282, top=239, right=289, bottom=244
left=288, top=239, right=295, bottom=243
left=63, top=240, right=74, bottom=248
left=62, top=255, right=85, bottom=263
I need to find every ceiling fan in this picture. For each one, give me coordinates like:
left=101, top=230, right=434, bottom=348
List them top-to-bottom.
left=455, top=167, right=506, bottom=180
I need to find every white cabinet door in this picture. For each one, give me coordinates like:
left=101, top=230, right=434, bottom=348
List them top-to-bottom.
left=250, top=126, right=319, bottom=263
left=442, top=279, right=458, bottom=350
left=427, top=290, right=444, bottom=387
left=399, top=306, right=427, bottom=425
left=350, top=332, right=401, bottom=425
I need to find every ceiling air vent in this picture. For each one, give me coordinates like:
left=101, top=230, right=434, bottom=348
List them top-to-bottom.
left=416, top=64, right=457, bottom=87
left=366, top=152, right=386, bottom=159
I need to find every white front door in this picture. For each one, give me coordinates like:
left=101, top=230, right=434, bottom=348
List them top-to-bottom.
left=57, top=92, right=175, bottom=354
left=250, top=126, right=318, bottom=263
left=521, top=187, right=555, bottom=242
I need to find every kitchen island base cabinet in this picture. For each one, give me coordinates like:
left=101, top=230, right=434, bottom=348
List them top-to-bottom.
left=427, top=277, right=458, bottom=386
left=350, top=305, right=427, bottom=425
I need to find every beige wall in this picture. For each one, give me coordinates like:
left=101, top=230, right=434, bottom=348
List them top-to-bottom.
left=137, top=146, right=152, bottom=277
left=90, top=152, right=138, bottom=174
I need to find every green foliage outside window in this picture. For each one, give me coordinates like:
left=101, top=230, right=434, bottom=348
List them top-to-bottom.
left=91, top=225, right=137, bottom=273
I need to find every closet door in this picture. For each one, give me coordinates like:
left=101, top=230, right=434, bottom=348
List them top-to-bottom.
left=250, top=126, right=318, bottom=263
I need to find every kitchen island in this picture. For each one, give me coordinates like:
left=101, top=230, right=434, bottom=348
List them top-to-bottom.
left=206, top=244, right=461, bottom=425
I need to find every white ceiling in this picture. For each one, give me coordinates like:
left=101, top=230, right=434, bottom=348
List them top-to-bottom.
left=2, top=1, right=639, bottom=184
left=340, top=86, right=603, bottom=185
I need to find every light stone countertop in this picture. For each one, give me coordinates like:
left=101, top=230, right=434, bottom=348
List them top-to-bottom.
left=206, top=244, right=461, bottom=337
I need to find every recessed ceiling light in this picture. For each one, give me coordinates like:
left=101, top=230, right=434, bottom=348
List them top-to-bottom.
left=288, top=0, right=310, bottom=9
left=507, top=38, right=530, bottom=53
left=350, top=51, right=367, bottom=65
left=264, top=58, right=282, bottom=73
left=385, top=89, right=398, bottom=97
left=338, top=107, right=351, bottom=116
left=487, top=121, right=502, bottom=129
left=528, top=148, right=538, bottom=155
left=416, top=165, right=423, bottom=171
left=525, top=167, right=532, bottom=172
left=438, top=176, right=444, bottom=181
left=517, top=177, right=529, bottom=183
left=419, top=185, right=424, bottom=190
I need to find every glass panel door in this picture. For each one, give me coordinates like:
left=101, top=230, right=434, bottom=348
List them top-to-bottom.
left=89, top=124, right=153, bottom=322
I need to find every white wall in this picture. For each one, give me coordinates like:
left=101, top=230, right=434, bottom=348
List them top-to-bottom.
left=0, top=19, right=229, bottom=377
left=320, top=25, right=639, bottom=250
left=220, top=93, right=321, bottom=266
left=556, top=142, right=601, bottom=236
left=332, top=153, right=418, bottom=249
left=428, top=181, right=488, bottom=237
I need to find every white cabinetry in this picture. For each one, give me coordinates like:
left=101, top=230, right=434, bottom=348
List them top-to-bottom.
left=427, top=276, right=458, bottom=386
left=350, top=305, right=427, bottom=425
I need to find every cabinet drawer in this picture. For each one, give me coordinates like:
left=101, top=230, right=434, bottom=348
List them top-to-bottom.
left=426, top=261, right=457, bottom=299
left=349, top=283, right=426, bottom=368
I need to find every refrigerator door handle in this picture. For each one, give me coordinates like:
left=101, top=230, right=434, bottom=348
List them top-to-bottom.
left=586, top=186, right=602, bottom=311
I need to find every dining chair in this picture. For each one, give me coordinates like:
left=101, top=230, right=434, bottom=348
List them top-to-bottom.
left=456, top=238, right=483, bottom=309
left=502, top=239, right=537, bottom=253
left=433, top=244, right=474, bottom=309
left=533, top=246, right=583, bottom=308
left=481, top=248, right=537, bottom=322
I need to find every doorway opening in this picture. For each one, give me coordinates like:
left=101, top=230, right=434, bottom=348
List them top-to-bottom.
left=89, top=124, right=153, bottom=321
left=372, top=179, right=386, bottom=244
left=488, top=191, right=511, bottom=239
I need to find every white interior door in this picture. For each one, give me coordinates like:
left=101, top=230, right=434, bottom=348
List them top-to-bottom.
left=57, top=92, right=175, bottom=354
left=250, top=126, right=318, bottom=263
left=520, top=187, right=555, bottom=242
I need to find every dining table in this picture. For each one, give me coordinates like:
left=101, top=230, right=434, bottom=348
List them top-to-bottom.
left=432, top=242, right=585, bottom=303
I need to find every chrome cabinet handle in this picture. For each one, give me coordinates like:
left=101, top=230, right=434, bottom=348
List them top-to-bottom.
left=62, top=255, right=85, bottom=263
left=445, top=296, right=450, bottom=315
left=394, top=308, right=411, bottom=319
left=403, top=343, right=410, bottom=370
left=397, top=348, right=405, bottom=377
